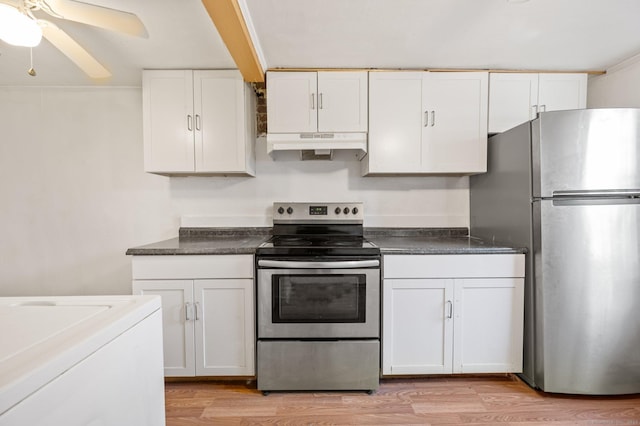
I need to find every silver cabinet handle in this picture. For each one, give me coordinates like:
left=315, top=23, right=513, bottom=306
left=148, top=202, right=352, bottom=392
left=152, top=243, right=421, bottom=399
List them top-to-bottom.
left=311, top=93, right=316, bottom=110
left=319, top=93, right=323, bottom=109
left=539, top=104, right=547, bottom=112
left=532, top=105, right=539, bottom=117
left=431, top=110, right=435, bottom=127
left=424, top=111, right=429, bottom=127
left=195, top=114, right=201, bottom=131
left=187, top=115, right=193, bottom=131
left=258, top=259, right=379, bottom=269
left=446, top=300, right=453, bottom=319
left=185, top=302, right=192, bottom=321
left=194, top=302, right=200, bottom=320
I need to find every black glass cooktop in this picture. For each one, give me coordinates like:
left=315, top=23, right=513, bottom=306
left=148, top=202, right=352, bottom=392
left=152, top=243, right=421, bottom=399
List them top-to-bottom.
left=257, top=223, right=380, bottom=257
left=257, top=236, right=379, bottom=257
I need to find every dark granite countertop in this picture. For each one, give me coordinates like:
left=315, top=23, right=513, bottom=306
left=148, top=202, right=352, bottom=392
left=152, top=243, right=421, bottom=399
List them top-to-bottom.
left=125, top=227, right=526, bottom=256
left=365, top=227, right=526, bottom=255
left=125, top=228, right=271, bottom=255
left=370, top=236, right=525, bottom=255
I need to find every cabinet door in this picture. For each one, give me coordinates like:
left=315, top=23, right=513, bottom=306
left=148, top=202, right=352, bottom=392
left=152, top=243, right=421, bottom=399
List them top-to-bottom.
left=142, top=70, right=195, bottom=172
left=194, top=70, right=248, bottom=173
left=317, top=71, right=368, bottom=132
left=267, top=72, right=317, bottom=133
left=367, top=72, right=424, bottom=173
left=423, top=72, right=488, bottom=173
left=488, top=73, right=538, bottom=133
left=538, top=73, right=587, bottom=113
left=453, top=278, right=524, bottom=373
left=194, top=279, right=255, bottom=376
left=383, top=279, right=453, bottom=375
left=132, top=280, right=196, bottom=376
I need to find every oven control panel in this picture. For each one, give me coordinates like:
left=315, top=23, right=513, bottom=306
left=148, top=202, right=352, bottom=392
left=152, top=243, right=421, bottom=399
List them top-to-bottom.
left=273, top=202, right=364, bottom=223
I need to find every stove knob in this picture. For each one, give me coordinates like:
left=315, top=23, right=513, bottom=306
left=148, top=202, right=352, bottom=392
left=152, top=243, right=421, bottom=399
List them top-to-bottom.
left=277, top=207, right=285, bottom=215
left=287, top=207, right=293, bottom=214
left=335, top=207, right=341, bottom=214
left=343, top=207, right=350, bottom=214
left=352, top=207, right=359, bottom=215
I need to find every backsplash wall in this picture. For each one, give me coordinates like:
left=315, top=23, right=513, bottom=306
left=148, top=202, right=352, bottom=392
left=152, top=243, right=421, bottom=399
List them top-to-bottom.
left=0, top=86, right=468, bottom=297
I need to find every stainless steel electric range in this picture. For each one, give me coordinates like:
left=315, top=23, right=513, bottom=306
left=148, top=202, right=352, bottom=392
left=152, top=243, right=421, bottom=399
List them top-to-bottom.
left=255, top=202, right=381, bottom=394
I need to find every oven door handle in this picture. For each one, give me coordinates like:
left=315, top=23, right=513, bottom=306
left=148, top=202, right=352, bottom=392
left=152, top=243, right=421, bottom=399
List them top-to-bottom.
left=257, top=259, right=380, bottom=269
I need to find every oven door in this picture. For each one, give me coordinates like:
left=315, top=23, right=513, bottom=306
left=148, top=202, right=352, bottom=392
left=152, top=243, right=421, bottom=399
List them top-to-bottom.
left=257, top=259, right=380, bottom=339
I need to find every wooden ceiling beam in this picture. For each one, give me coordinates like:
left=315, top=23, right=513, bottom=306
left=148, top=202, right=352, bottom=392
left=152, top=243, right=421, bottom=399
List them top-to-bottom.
left=201, top=0, right=265, bottom=83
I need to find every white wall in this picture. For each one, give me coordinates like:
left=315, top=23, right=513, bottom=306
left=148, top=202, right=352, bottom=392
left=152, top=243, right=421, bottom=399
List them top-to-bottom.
left=588, top=54, right=640, bottom=107
left=0, top=86, right=469, bottom=297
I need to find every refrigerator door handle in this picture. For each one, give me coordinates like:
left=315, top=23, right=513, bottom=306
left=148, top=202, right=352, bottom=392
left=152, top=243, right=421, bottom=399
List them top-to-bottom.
left=553, top=190, right=640, bottom=199
left=553, top=198, right=640, bottom=207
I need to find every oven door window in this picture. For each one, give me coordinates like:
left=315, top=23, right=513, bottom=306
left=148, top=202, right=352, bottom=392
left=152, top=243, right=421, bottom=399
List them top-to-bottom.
left=272, top=274, right=366, bottom=323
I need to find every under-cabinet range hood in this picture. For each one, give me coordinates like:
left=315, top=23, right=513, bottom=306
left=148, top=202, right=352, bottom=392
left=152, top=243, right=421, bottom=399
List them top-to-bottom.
left=266, top=132, right=368, bottom=159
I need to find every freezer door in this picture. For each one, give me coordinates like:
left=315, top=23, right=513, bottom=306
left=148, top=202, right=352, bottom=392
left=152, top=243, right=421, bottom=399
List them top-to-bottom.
left=532, top=109, right=640, bottom=198
left=533, top=198, right=640, bottom=394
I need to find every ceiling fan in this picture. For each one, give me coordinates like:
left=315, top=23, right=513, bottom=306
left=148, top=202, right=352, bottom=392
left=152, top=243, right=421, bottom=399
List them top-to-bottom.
left=0, top=0, right=147, bottom=79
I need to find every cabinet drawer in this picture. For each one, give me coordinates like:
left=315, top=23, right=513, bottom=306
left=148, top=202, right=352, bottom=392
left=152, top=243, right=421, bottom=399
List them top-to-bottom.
left=383, top=254, right=524, bottom=279
left=132, top=255, right=254, bottom=279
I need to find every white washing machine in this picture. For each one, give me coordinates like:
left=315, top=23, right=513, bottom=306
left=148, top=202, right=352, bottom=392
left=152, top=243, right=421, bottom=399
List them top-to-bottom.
left=0, top=295, right=165, bottom=426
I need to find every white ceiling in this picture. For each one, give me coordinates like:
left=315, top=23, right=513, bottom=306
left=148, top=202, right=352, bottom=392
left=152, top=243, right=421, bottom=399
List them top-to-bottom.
left=0, top=0, right=235, bottom=86
left=1, top=0, right=640, bottom=86
left=246, top=0, right=640, bottom=72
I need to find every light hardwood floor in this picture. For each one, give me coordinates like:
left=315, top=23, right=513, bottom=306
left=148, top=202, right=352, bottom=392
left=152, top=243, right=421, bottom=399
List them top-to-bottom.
left=164, top=375, right=640, bottom=425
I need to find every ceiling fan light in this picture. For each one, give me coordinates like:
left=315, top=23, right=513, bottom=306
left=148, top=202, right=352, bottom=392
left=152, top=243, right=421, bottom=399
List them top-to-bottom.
left=0, top=3, right=43, bottom=47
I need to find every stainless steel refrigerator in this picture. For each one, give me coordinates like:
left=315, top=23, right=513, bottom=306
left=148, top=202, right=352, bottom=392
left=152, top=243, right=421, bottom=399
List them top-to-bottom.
left=470, top=108, right=640, bottom=395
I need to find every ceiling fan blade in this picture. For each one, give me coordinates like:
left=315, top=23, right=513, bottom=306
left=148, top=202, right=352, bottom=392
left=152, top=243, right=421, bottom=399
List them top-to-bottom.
left=42, top=0, right=148, bottom=38
left=41, top=22, right=111, bottom=79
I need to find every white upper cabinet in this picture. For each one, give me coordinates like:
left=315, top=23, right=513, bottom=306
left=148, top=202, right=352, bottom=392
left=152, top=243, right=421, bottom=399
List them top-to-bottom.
left=143, top=69, right=256, bottom=176
left=143, top=70, right=194, bottom=172
left=267, top=71, right=368, bottom=133
left=364, top=71, right=488, bottom=175
left=267, top=72, right=317, bottom=133
left=317, top=72, right=368, bottom=132
left=366, top=72, right=423, bottom=172
left=423, top=72, right=489, bottom=173
left=488, top=72, right=587, bottom=133
left=488, top=73, right=539, bottom=134
left=538, top=73, right=588, bottom=112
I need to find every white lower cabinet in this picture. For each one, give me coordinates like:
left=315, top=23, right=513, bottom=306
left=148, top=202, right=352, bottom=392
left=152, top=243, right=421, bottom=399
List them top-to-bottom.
left=382, top=254, right=525, bottom=375
left=131, top=255, right=254, bottom=377
left=134, top=279, right=196, bottom=376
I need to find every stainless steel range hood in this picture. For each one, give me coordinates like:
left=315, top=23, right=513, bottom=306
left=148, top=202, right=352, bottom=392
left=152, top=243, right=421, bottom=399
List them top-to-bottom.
left=266, top=132, right=367, bottom=159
